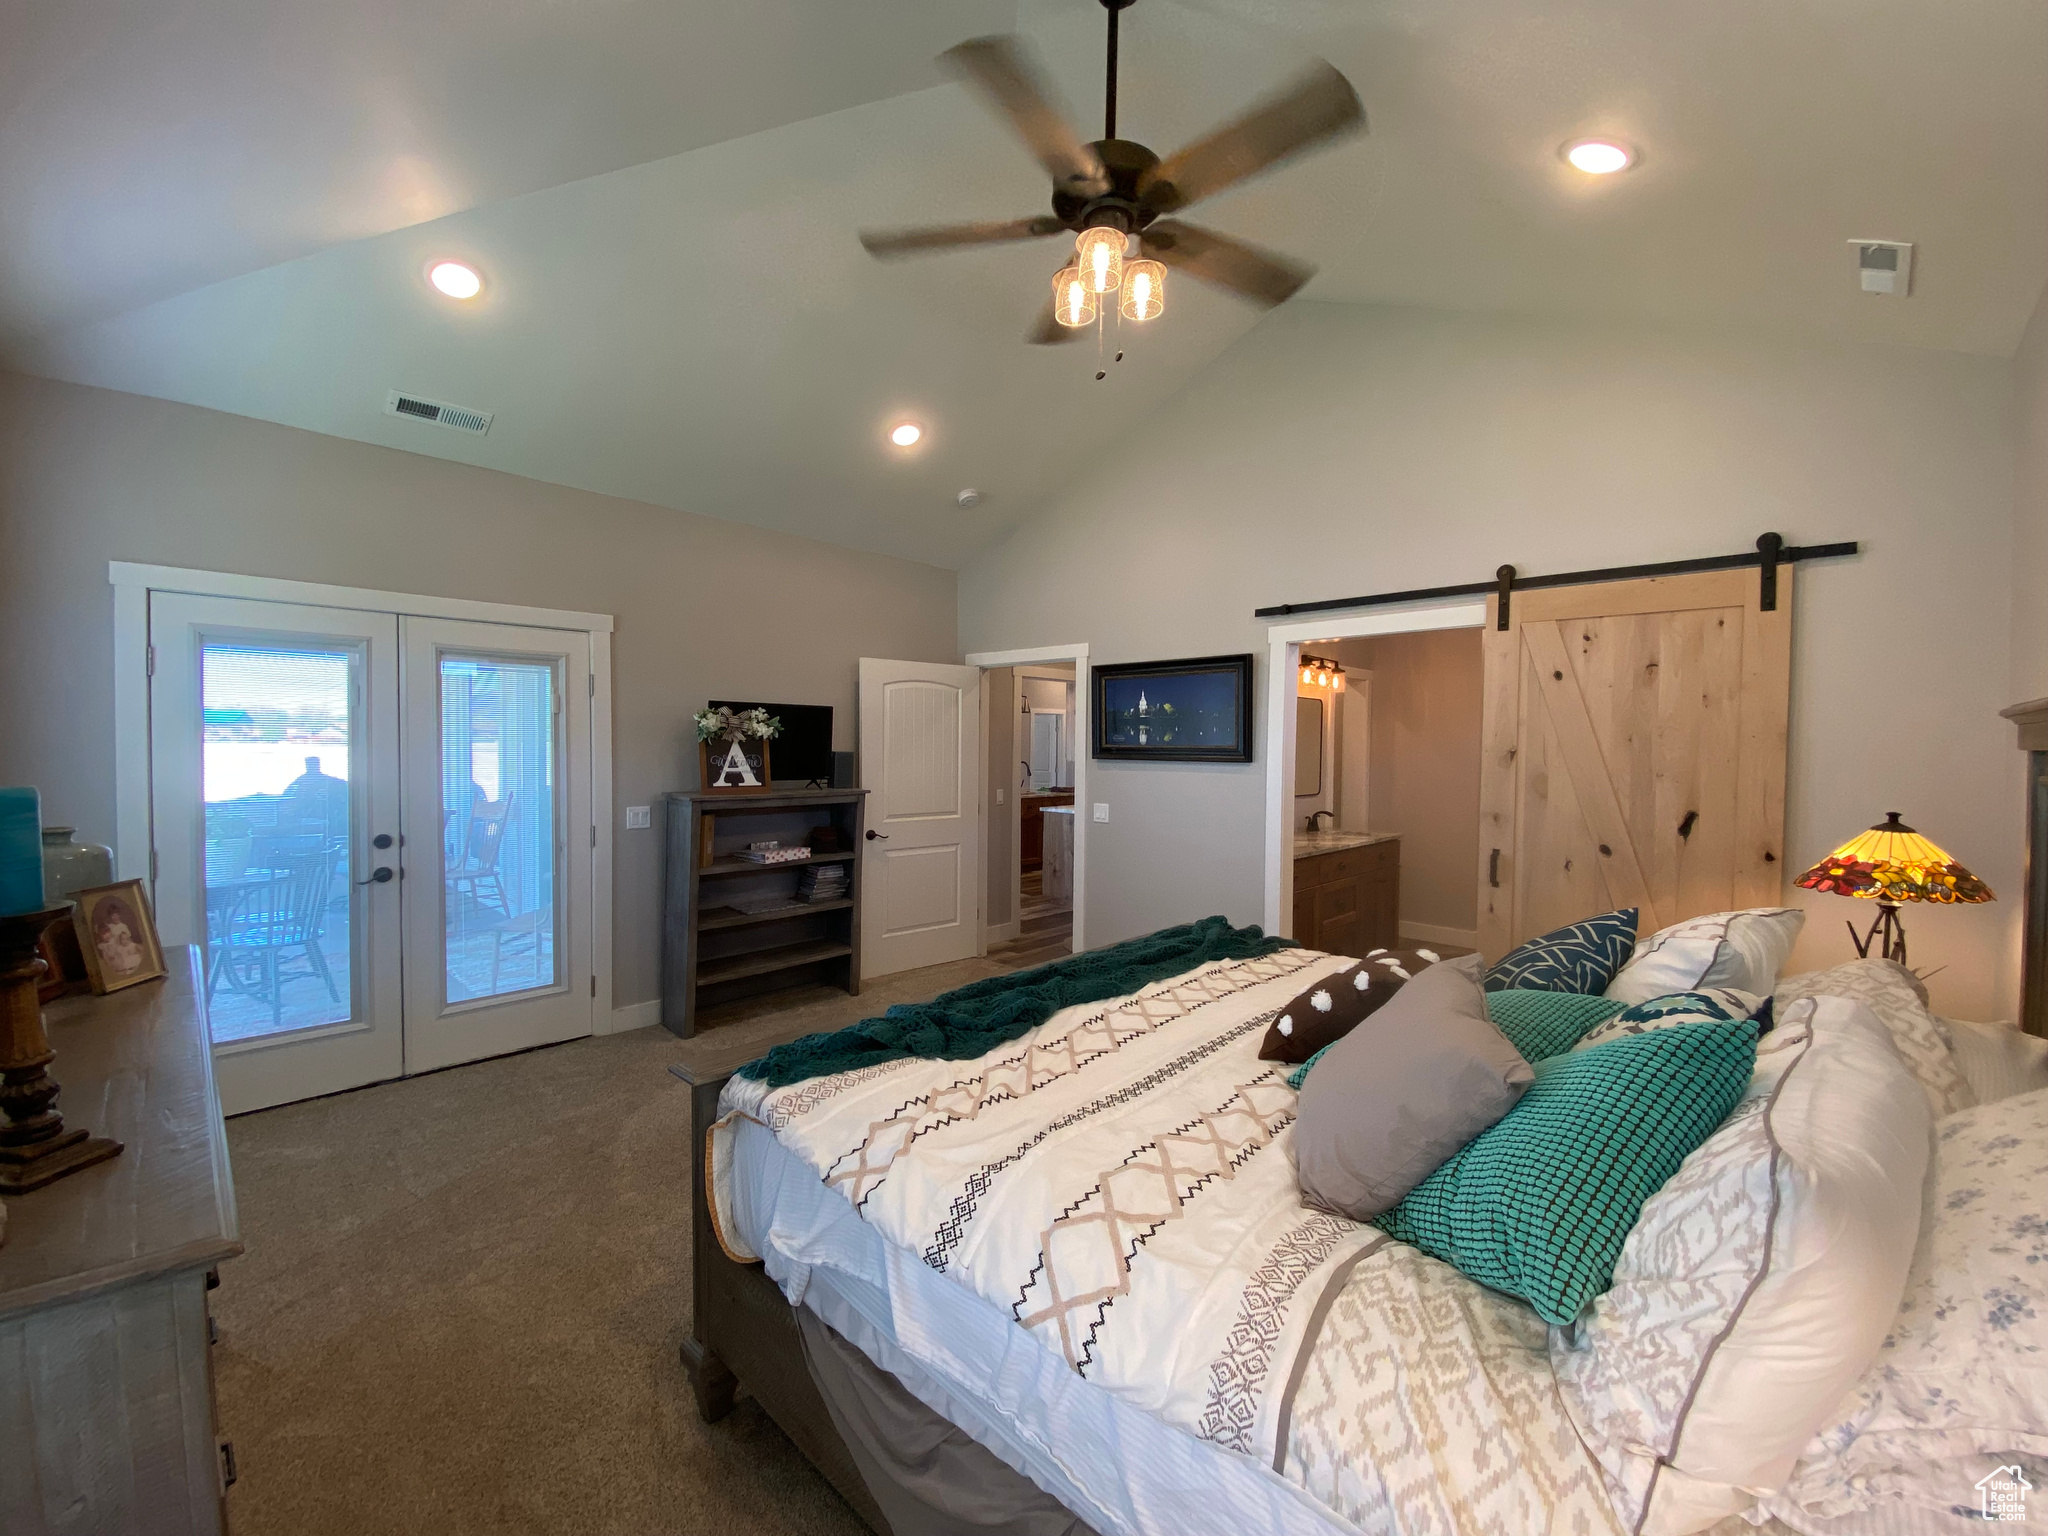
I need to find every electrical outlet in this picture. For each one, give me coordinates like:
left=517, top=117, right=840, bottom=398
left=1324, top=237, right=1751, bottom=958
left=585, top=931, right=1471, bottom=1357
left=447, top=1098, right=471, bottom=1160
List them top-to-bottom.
left=1092, top=803, right=1109, bottom=823
left=624, top=805, right=651, bottom=830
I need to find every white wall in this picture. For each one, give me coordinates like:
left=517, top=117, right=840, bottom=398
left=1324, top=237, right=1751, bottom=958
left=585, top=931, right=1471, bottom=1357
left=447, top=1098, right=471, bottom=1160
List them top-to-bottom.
left=960, top=301, right=2021, bottom=1018
left=0, top=371, right=959, bottom=1013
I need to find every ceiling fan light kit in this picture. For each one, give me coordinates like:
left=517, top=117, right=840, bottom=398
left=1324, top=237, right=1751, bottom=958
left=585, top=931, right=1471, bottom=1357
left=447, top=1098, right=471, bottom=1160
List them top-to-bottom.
left=860, top=0, right=1364, bottom=345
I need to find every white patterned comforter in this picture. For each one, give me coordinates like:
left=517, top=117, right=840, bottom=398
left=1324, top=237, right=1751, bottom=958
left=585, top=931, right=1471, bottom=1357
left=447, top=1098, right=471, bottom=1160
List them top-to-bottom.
left=711, top=951, right=1623, bottom=1536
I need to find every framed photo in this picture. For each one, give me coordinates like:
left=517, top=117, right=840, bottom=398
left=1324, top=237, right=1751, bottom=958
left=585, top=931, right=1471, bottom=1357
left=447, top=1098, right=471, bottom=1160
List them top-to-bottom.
left=1092, top=653, right=1255, bottom=763
left=700, top=736, right=773, bottom=795
left=70, top=879, right=168, bottom=994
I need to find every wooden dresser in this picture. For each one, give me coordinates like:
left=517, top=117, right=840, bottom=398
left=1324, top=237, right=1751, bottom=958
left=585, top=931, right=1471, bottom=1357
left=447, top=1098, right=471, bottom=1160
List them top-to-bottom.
left=1019, top=791, right=1074, bottom=872
left=1293, top=835, right=1401, bottom=955
left=0, top=947, right=241, bottom=1536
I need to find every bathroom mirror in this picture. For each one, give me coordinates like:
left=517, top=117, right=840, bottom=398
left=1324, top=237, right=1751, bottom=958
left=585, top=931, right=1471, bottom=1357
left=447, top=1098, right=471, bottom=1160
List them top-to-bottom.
left=1295, top=696, right=1324, bottom=797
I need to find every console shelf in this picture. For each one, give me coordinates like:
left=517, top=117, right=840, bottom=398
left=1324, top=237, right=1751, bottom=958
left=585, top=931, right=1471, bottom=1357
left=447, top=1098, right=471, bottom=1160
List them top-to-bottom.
left=661, top=788, right=867, bottom=1038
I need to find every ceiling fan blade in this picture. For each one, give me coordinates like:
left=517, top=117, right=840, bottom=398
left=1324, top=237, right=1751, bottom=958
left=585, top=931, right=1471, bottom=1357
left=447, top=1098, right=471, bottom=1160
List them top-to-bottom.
left=940, top=36, right=1109, bottom=197
left=1137, top=60, right=1364, bottom=214
left=860, top=216, right=1064, bottom=259
left=1140, top=220, right=1314, bottom=307
left=1026, top=294, right=1088, bottom=345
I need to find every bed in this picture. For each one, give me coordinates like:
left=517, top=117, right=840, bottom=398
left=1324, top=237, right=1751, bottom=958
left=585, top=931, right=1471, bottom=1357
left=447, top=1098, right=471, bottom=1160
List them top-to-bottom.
left=672, top=942, right=2048, bottom=1536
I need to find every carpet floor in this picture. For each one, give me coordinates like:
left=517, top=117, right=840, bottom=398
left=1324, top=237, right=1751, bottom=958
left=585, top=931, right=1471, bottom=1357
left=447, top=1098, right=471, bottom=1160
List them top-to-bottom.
left=213, top=952, right=1029, bottom=1536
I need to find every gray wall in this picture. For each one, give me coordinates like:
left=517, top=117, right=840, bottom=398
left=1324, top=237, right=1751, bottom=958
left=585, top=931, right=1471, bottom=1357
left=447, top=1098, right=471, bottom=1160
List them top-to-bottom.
left=2015, top=281, right=2048, bottom=704
left=959, top=301, right=2021, bottom=1019
left=0, top=371, right=958, bottom=1011
left=1338, top=629, right=1484, bottom=937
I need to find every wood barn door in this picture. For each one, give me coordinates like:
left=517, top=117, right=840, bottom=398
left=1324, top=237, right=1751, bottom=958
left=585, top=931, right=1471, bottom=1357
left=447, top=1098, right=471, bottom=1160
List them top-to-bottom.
left=1476, top=568, right=1792, bottom=959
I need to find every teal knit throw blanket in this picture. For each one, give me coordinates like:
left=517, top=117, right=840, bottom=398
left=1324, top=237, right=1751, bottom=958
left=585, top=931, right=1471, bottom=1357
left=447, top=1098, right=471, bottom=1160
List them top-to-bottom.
left=735, top=916, right=1295, bottom=1088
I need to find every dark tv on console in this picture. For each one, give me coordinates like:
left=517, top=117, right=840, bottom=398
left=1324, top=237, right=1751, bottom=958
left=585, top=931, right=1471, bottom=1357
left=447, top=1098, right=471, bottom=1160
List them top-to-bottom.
left=709, top=702, right=835, bottom=785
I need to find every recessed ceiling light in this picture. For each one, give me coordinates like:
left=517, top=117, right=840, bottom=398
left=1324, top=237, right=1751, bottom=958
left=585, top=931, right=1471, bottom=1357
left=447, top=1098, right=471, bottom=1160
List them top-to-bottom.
left=1563, top=139, right=1634, bottom=175
left=427, top=260, right=483, bottom=299
left=889, top=421, right=923, bottom=448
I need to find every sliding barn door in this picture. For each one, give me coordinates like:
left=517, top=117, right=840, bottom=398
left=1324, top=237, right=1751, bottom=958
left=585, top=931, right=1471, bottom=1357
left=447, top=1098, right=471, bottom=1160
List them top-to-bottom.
left=1477, top=568, right=1792, bottom=959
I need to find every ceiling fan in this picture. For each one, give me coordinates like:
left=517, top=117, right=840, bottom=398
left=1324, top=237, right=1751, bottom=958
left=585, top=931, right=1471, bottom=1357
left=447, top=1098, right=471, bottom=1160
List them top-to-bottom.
left=859, top=0, right=1365, bottom=344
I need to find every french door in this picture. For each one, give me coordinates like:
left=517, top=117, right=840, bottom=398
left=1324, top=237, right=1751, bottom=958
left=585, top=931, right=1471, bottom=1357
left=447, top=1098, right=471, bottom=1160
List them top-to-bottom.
left=149, top=594, right=595, bottom=1113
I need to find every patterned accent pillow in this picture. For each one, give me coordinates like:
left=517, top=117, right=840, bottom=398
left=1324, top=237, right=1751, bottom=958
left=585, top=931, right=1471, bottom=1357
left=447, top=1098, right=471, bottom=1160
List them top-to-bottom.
left=1482, top=908, right=1638, bottom=995
left=1605, top=908, right=1804, bottom=1005
left=1258, top=947, right=1463, bottom=1063
left=1776, top=958, right=1970, bottom=1117
left=1572, top=986, right=1764, bottom=1053
left=1486, top=990, right=1624, bottom=1062
left=1553, top=996, right=1930, bottom=1534
left=1379, top=1019, right=1757, bottom=1326
left=1763, top=1083, right=2048, bottom=1531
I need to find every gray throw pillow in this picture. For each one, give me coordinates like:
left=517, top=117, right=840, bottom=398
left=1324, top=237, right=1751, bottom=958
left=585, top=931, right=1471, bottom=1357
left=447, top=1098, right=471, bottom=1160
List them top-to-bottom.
left=1294, top=960, right=1535, bottom=1222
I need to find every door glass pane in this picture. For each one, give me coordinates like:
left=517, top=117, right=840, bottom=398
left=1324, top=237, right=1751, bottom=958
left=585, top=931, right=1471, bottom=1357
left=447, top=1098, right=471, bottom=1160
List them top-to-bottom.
left=201, top=642, right=355, bottom=1042
left=441, top=655, right=557, bottom=1002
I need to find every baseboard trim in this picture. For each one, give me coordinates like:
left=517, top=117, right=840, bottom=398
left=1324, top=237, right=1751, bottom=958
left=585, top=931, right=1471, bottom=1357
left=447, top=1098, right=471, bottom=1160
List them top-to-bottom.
left=984, top=919, right=1021, bottom=948
left=1400, top=921, right=1481, bottom=949
left=605, top=997, right=663, bottom=1035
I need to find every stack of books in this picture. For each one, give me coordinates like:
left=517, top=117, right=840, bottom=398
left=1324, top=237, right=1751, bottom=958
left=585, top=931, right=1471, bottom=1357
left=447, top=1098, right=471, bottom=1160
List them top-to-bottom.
left=734, top=844, right=811, bottom=866
left=796, top=864, right=849, bottom=903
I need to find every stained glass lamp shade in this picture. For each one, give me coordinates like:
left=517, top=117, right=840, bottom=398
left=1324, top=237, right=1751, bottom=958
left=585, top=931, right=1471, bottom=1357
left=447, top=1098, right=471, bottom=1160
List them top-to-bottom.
left=1794, top=811, right=1992, bottom=966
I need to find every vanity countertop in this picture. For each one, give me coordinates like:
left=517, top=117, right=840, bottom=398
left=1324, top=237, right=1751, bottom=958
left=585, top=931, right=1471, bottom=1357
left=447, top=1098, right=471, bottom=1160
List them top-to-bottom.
left=1041, top=803, right=1076, bottom=815
left=1293, top=830, right=1399, bottom=860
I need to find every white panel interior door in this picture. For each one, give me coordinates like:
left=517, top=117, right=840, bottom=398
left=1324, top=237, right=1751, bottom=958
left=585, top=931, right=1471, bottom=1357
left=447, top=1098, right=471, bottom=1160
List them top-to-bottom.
left=149, top=592, right=403, bottom=1114
left=399, top=617, right=595, bottom=1073
left=858, top=658, right=982, bottom=978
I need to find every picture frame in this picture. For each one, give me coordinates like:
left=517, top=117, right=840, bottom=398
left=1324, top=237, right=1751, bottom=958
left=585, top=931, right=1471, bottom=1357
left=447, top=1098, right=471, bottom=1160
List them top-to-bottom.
left=1091, top=653, right=1255, bottom=763
left=700, top=736, right=773, bottom=795
left=70, top=878, right=168, bottom=995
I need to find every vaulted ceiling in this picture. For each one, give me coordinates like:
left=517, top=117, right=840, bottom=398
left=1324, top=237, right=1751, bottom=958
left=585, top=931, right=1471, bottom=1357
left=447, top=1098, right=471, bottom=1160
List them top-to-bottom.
left=5, top=0, right=2045, bottom=567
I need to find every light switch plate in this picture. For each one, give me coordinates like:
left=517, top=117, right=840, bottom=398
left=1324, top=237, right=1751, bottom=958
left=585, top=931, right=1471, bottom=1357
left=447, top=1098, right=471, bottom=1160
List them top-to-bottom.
left=996, top=787, right=1005, bottom=805
left=1092, top=803, right=1109, bottom=823
left=624, top=805, right=651, bottom=829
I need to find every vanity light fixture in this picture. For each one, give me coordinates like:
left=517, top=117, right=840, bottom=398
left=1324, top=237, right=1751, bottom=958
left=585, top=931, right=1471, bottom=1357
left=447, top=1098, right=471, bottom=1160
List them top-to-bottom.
left=1562, top=139, right=1634, bottom=175
left=427, top=260, right=484, bottom=299
left=889, top=421, right=923, bottom=448
left=1299, top=655, right=1345, bottom=691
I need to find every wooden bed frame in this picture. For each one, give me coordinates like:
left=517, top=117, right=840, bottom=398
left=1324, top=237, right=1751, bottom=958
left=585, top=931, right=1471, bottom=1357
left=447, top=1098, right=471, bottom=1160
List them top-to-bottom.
left=670, top=1023, right=890, bottom=1534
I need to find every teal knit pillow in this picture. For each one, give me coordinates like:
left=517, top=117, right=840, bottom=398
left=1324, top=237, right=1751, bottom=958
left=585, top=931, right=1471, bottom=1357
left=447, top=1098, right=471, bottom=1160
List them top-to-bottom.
left=1485, top=990, right=1624, bottom=1061
left=1377, top=1020, right=1758, bottom=1325
left=1285, top=1042, right=1333, bottom=1090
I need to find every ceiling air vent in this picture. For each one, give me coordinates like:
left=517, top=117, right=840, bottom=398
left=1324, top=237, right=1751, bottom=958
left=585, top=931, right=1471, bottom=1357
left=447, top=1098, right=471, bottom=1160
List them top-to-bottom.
left=1849, top=240, right=1913, bottom=297
left=384, top=389, right=493, bottom=435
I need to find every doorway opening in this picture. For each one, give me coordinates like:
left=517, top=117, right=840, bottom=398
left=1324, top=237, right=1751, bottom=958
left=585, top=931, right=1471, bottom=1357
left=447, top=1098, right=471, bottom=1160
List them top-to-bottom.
left=1264, top=603, right=1486, bottom=954
left=966, top=644, right=1090, bottom=962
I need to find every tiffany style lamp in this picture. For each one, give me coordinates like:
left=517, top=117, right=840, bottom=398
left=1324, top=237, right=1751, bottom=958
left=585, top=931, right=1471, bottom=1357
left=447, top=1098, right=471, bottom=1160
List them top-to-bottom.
left=1794, top=812, right=1993, bottom=968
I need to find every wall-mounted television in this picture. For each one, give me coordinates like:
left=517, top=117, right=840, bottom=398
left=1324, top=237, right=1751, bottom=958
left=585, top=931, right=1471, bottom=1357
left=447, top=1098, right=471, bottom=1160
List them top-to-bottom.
left=709, top=701, right=835, bottom=784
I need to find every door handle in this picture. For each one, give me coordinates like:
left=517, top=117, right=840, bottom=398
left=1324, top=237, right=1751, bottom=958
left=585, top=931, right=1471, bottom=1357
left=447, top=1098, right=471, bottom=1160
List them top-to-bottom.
left=865, top=830, right=888, bottom=841
left=1488, top=849, right=1501, bottom=888
left=355, top=866, right=395, bottom=885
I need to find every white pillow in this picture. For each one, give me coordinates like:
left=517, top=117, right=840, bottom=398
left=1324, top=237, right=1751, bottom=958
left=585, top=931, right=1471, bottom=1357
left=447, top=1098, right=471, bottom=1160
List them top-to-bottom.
left=1605, top=908, right=1805, bottom=1006
left=1776, top=958, right=1971, bottom=1118
left=1552, top=995, right=1931, bottom=1536
left=1944, top=1017, right=2048, bottom=1106
left=1763, top=1087, right=2048, bottom=1533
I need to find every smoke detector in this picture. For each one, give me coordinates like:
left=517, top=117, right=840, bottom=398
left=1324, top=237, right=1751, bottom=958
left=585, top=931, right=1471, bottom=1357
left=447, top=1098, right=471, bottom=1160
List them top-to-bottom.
left=1849, top=241, right=1913, bottom=297
left=384, top=389, right=493, bottom=435
left=956, top=489, right=983, bottom=509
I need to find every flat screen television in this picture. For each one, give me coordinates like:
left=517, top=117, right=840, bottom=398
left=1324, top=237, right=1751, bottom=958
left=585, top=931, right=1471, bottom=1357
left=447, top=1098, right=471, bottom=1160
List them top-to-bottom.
left=709, top=701, right=835, bottom=784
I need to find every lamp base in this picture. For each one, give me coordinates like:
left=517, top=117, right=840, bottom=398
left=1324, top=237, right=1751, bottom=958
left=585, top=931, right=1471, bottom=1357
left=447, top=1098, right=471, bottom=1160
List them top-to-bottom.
left=1847, top=899, right=1909, bottom=968
left=0, top=906, right=123, bottom=1194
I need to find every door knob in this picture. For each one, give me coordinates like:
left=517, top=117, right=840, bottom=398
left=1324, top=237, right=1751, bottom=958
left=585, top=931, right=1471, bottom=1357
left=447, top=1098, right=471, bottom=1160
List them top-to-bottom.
left=865, top=830, right=888, bottom=841
left=372, top=833, right=394, bottom=850
left=356, top=866, right=395, bottom=885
